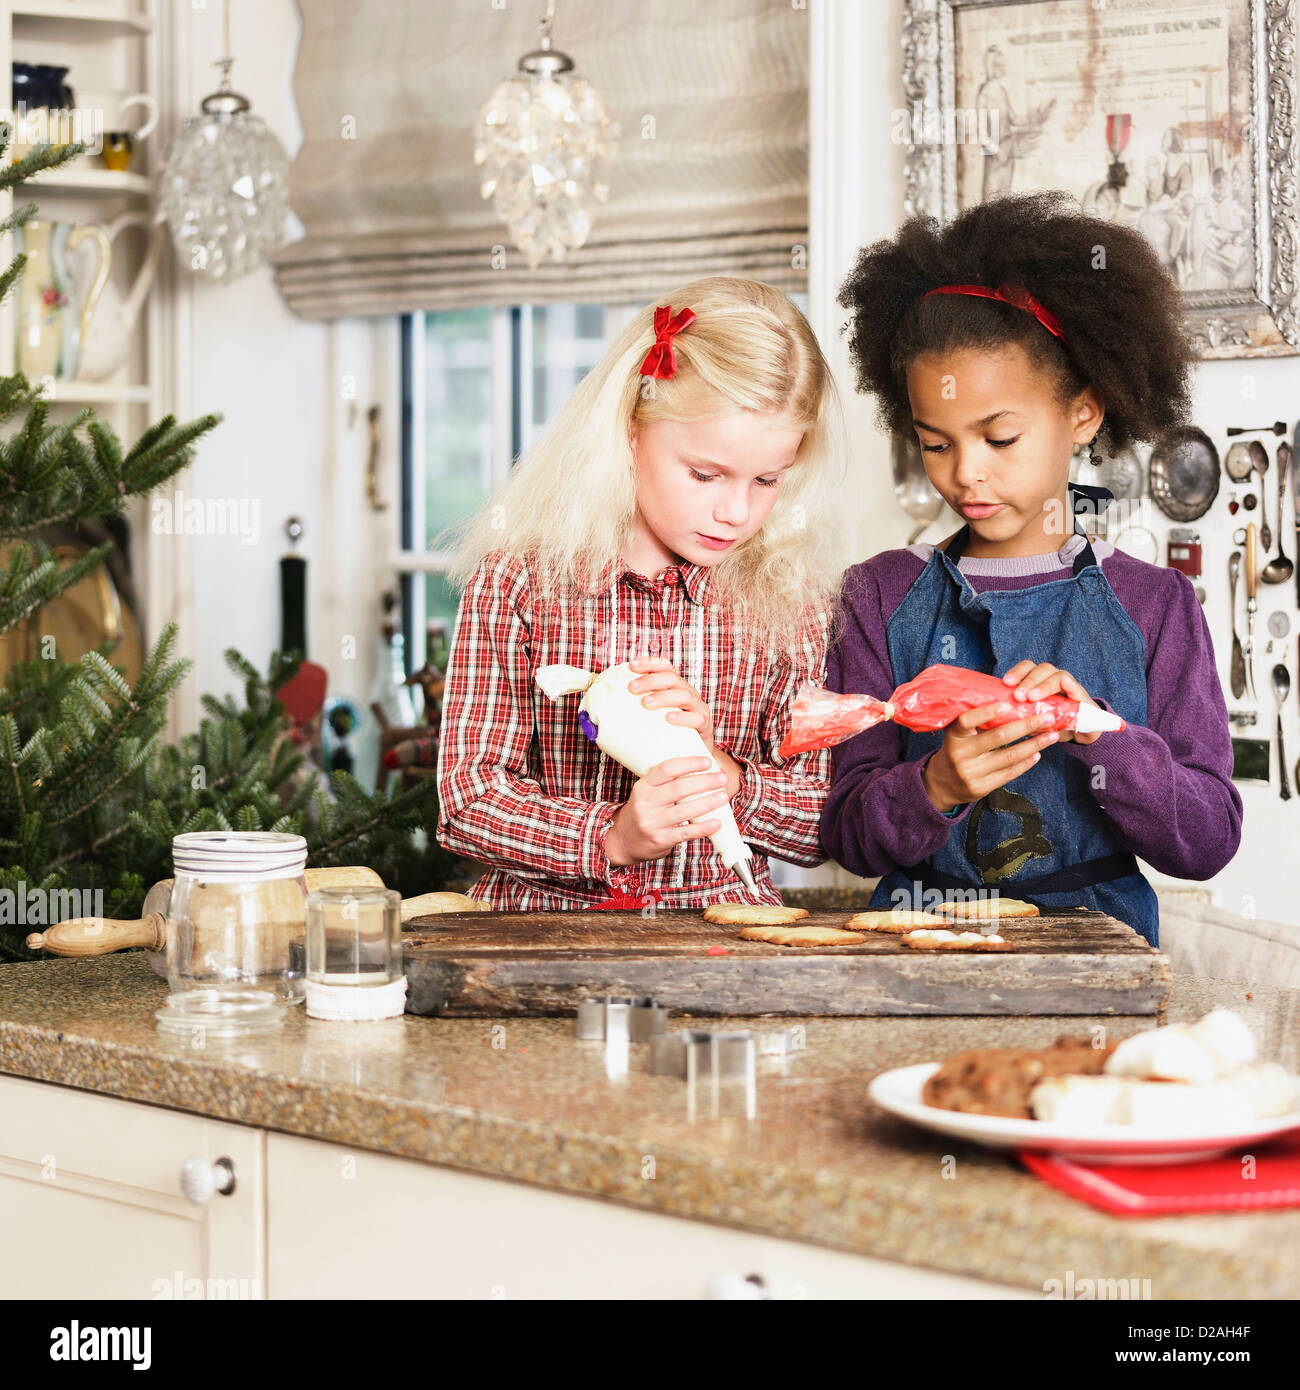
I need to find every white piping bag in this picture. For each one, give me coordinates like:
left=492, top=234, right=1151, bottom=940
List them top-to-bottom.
left=535, top=663, right=757, bottom=892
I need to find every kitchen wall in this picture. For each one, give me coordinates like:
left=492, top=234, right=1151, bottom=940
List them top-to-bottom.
left=153, top=0, right=397, bottom=780
left=796, top=1, right=1300, bottom=927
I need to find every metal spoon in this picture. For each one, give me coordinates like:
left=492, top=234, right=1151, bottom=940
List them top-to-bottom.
left=1227, top=421, right=1287, bottom=437
left=892, top=434, right=945, bottom=543
left=1249, top=440, right=1271, bottom=551
left=1262, top=441, right=1294, bottom=584
left=1272, top=664, right=1291, bottom=800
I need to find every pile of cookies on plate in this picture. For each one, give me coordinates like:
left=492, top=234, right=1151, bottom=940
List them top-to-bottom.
left=700, top=899, right=1040, bottom=951
left=922, top=1009, right=1295, bottom=1125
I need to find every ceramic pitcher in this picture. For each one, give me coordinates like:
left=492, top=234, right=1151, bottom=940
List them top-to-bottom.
left=73, top=212, right=164, bottom=381
left=14, top=219, right=110, bottom=381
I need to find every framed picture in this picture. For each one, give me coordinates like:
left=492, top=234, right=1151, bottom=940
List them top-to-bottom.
left=901, top=0, right=1299, bottom=358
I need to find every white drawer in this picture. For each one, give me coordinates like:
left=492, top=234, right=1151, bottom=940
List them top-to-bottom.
left=266, top=1132, right=1031, bottom=1299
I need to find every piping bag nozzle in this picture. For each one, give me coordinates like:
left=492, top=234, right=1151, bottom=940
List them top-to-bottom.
left=729, top=854, right=758, bottom=894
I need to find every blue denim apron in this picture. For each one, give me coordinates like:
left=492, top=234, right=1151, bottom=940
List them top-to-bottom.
left=869, top=491, right=1158, bottom=944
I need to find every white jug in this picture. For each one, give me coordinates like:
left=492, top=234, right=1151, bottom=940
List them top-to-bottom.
left=72, top=211, right=165, bottom=381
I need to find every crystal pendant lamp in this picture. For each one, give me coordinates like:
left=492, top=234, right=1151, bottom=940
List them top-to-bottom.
left=157, top=0, right=290, bottom=282
left=473, top=0, right=618, bottom=270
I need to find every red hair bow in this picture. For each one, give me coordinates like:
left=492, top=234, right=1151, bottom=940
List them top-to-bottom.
left=639, top=305, right=697, bottom=379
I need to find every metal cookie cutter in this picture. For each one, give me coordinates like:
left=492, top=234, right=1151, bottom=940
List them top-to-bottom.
left=574, top=995, right=669, bottom=1042
left=648, top=1026, right=802, bottom=1078
left=755, top=1026, right=802, bottom=1059
left=649, top=1029, right=756, bottom=1080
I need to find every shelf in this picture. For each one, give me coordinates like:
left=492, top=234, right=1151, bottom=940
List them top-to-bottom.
left=12, top=1, right=152, bottom=33
left=25, top=164, right=152, bottom=195
left=37, top=380, right=154, bottom=404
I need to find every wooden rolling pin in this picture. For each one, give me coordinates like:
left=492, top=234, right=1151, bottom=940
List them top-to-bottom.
left=25, top=865, right=486, bottom=957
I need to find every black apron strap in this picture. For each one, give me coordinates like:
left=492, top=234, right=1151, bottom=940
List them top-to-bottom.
left=942, top=482, right=1112, bottom=575
left=942, top=520, right=1099, bottom=577
left=899, top=850, right=1141, bottom=900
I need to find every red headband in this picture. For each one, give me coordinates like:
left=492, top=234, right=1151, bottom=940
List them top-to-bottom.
left=922, top=283, right=1073, bottom=354
left=640, top=305, right=696, bottom=379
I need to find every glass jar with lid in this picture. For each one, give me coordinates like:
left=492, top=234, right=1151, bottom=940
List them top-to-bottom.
left=157, top=832, right=308, bottom=1035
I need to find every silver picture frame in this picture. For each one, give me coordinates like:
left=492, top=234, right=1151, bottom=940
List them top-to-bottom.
left=901, top=0, right=1300, bottom=358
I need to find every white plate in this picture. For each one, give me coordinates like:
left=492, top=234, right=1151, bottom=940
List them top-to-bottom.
left=868, top=1063, right=1300, bottom=1165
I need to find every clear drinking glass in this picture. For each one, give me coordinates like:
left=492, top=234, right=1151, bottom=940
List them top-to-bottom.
left=304, top=886, right=405, bottom=1020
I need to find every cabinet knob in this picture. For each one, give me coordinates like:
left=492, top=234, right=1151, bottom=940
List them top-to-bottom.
left=180, top=1156, right=237, bottom=1204
left=705, top=1272, right=767, bottom=1300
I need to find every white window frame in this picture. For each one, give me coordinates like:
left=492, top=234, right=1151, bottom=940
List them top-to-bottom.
left=393, top=303, right=642, bottom=652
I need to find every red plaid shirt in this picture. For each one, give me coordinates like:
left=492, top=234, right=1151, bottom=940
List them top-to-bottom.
left=435, top=549, right=832, bottom=909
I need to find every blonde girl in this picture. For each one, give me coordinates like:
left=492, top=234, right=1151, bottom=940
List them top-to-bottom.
left=434, top=276, right=851, bottom=908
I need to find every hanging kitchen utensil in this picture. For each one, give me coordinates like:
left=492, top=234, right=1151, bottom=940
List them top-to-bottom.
left=366, top=404, right=388, bottom=511
left=1226, top=421, right=1286, bottom=437
left=1292, top=421, right=1300, bottom=608
left=1148, top=426, right=1219, bottom=521
left=892, top=433, right=945, bottom=543
left=1248, top=440, right=1271, bottom=551
left=1262, top=440, right=1293, bottom=585
left=1225, top=442, right=1256, bottom=482
left=1098, top=445, right=1144, bottom=500
left=281, top=516, right=307, bottom=655
left=1244, top=522, right=1259, bottom=702
left=1112, top=523, right=1158, bottom=564
left=1228, top=551, right=1246, bottom=700
left=1272, top=664, right=1292, bottom=801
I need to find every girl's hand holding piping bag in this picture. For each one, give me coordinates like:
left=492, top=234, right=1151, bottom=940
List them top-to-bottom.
left=626, top=656, right=743, bottom=794
left=997, top=660, right=1103, bottom=747
left=924, top=662, right=1103, bottom=811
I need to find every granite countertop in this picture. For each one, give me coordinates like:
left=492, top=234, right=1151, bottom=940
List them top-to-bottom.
left=0, top=954, right=1297, bottom=1298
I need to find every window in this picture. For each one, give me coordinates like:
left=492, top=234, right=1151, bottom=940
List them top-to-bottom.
left=397, top=294, right=808, bottom=671
left=397, top=303, right=640, bottom=669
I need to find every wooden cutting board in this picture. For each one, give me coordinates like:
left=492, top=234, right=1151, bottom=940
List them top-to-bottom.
left=401, top=908, right=1171, bottom=1017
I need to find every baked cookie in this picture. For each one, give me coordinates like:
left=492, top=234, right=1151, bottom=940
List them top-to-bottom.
left=934, top=896, right=1039, bottom=919
left=702, top=903, right=808, bottom=925
left=843, top=909, right=950, bottom=934
left=737, top=924, right=864, bottom=948
left=901, top=928, right=1014, bottom=951
left=921, top=1035, right=1116, bottom=1119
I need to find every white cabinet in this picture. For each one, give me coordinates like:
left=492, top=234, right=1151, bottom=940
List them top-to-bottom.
left=0, top=1074, right=264, bottom=1298
left=0, top=1075, right=1030, bottom=1298
left=265, top=1131, right=1031, bottom=1300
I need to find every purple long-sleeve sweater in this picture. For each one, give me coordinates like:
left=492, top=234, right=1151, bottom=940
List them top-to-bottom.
left=819, top=532, right=1243, bottom=882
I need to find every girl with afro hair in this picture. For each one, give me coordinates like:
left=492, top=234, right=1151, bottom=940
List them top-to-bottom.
left=819, top=191, right=1240, bottom=945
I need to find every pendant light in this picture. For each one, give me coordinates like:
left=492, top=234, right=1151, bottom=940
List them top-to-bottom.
left=157, top=0, right=291, bottom=282
left=473, top=0, right=618, bottom=270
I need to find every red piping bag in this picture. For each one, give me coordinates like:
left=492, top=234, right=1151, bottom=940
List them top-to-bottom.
left=779, top=663, right=1125, bottom=758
